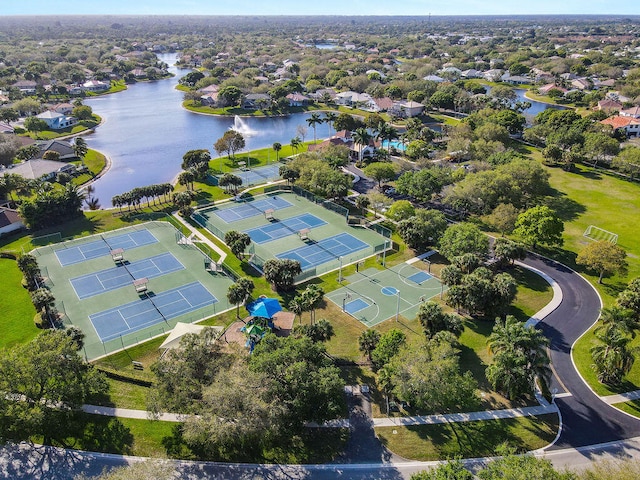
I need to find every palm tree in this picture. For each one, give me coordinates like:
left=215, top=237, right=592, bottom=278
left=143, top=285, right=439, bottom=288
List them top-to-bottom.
left=323, top=111, right=338, bottom=137
left=306, top=112, right=323, bottom=143
left=376, top=122, right=399, bottom=153
left=352, top=127, right=372, bottom=163
left=73, top=137, right=88, bottom=165
left=290, top=137, right=301, bottom=155
left=272, top=142, right=282, bottom=162
left=355, top=195, right=370, bottom=216
left=226, top=278, right=254, bottom=319
left=300, top=284, right=324, bottom=324
left=31, top=287, right=56, bottom=327
left=596, top=306, right=637, bottom=337
left=487, top=315, right=551, bottom=398
left=592, top=326, right=636, bottom=385
left=358, top=329, right=381, bottom=362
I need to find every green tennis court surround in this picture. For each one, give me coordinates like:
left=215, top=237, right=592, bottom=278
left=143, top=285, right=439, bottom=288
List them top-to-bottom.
left=32, top=222, right=235, bottom=360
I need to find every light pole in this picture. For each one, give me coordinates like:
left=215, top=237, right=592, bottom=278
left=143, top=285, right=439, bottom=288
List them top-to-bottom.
left=382, top=239, right=388, bottom=266
left=338, top=256, right=343, bottom=283
left=395, top=289, right=400, bottom=322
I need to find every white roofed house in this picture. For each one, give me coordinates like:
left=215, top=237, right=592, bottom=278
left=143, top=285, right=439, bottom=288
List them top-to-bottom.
left=82, top=79, right=110, bottom=92
left=389, top=100, right=425, bottom=118
left=35, top=111, right=77, bottom=130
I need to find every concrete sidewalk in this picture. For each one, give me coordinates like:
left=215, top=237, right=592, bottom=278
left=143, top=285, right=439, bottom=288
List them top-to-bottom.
left=372, top=404, right=558, bottom=427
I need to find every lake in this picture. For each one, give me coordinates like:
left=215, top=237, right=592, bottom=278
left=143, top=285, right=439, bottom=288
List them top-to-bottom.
left=84, top=53, right=316, bottom=206
left=84, top=54, right=561, bottom=206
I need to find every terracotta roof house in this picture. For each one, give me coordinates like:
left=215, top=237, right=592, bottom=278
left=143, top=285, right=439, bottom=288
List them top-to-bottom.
left=539, top=84, right=567, bottom=95
left=373, top=97, right=394, bottom=112
left=596, top=99, right=623, bottom=113
left=51, top=103, right=74, bottom=115
left=600, top=115, right=640, bottom=137
left=0, top=208, right=25, bottom=236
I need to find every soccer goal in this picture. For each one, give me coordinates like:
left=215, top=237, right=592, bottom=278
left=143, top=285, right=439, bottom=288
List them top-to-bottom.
left=583, top=225, right=618, bottom=244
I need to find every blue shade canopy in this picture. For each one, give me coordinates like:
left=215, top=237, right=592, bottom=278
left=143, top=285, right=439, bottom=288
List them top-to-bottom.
left=247, top=298, right=282, bottom=319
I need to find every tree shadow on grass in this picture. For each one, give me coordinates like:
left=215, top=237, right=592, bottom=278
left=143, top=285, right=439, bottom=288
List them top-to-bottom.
left=543, top=191, right=586, bottom=222
left=59, top=413, right=134, bottom=455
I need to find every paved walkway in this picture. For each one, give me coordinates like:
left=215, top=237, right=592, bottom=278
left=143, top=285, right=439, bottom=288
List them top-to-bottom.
left=172, top=212, right=227, bottom=264
left=601, top=389, right=640, bottom=405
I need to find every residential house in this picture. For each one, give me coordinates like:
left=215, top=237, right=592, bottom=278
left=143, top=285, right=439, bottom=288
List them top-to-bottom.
left=127, top=69, right=147, bottom=80
left=461, top=69, right=482, bottom=79
left=483, top=69, right=504, bottom=82
left=423, top=74, right=445, bottom=83
left=501, top=74, right=530, bottom=85
left=571, top=78, right=592, bottom=91
left=593, top=79, right=616, bottom=89
left=12, top=80, right=37, bottom=94
left=82, top=80, right=109, bottom=92
left=539, top=84, right=567, bottom=95
left=334, top=91, right=373, bottom=108
left=606, top=91, right=631, bottom=103
left=200, top=92, right=218, bottom=106
left=242, top=93, right=271, bottom=110
left=285, top=93, right=311, bottom=107
left=373, top=97, right=394, bottom=112
left=596, top=99, right=623, bottom=113
left=390, top=101, right=425, bottom=118
left=51, top=103, right=74, bottom=115
left=620, top=106, right=640, bottom=119
left=35, top=111, right=77, bottom=130
left=600, top=115, right=640, bottom=137
left=0, top=123, right=14, bottom=134
left=36, top=139, right=76, bottom=160
left=9, top=159, right=76, bottom=181
left=0, top=208, right=24, bottom=236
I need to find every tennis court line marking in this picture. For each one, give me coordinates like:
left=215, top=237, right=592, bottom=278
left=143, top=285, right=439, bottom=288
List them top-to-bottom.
left=117, top=309, right=132, bottom=330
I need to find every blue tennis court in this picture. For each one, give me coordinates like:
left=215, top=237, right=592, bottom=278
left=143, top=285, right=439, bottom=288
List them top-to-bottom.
left=237, top=164, right=281, bottom=186
left=214, top=195, right=293, bottom=223
left=244, top=213, right=326, bottom=244
left=55, top=230, right=158, bottom=266
left=277, top=233, right=370, bottom=270
left=70, top=253, right=184, bottom=300
left=408, top=271, right=433, bottom=285
left=89, top=282, right=217, bottom=342
left=345, top=298, right=370, bottom=315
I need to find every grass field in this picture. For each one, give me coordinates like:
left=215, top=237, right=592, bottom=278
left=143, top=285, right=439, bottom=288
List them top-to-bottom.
left=539, top=162, right=640, bottom=396
left=0, top=258, right=39, bottom=349
left=376, top=414, right=558, bottom=461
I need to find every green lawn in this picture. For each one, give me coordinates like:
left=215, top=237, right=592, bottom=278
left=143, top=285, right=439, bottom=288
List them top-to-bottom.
left=72, top=149, right=107, bottom=186
left=539, top=162, right=640, bottom=397
left=0, top=258, right=39, bottom=349
left=377, top=414, right=558, bottom=461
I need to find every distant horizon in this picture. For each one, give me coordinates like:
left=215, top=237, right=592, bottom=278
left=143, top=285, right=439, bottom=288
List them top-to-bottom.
left=1, top=0, right=639, bottom=17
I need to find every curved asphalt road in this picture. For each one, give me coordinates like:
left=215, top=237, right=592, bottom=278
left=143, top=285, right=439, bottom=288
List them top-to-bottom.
left=4, top=254, right=640, bottom=479
left=523, top=254, right=640, bottom=448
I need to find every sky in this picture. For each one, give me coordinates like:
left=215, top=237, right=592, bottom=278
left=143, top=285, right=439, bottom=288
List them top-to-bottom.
left=1, top=0, right=639, bottom=16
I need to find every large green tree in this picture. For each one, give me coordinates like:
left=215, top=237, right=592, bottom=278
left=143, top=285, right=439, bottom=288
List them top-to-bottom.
left=513, top=205, right=564, bottom=249
left=397, top=208, right=448, bottom=253
left=438, top=223, right=489, bottom=262
left=263, top=258, right=302, bottom=291
left=0, top=330, right=107, bottom=444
